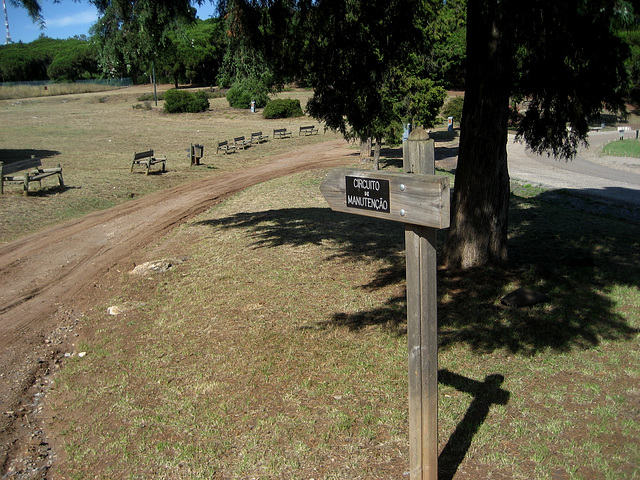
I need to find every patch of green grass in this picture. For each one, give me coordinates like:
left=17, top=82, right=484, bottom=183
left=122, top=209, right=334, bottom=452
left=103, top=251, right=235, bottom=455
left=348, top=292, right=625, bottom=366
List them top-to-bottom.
left=602, top=138, right=640, bottom=157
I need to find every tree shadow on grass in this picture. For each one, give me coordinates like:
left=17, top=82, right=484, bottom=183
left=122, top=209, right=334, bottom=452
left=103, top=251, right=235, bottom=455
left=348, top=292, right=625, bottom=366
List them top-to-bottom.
left=0, top=149, right=61, bottom=163
left=197, top=188, right=639, bottom=476
left=200, top=188, right=639, bottom=354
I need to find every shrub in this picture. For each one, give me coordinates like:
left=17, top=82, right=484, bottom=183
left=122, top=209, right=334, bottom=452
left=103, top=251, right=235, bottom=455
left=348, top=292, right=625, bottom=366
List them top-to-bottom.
left=226, top=79, right=269, bottom=109
left=163, top=89, right=209, bottom=113
left=137, top=92, right=165, bottom=102
left=441, top=95, right=464, bottom=123
left=263, top=99, right=303, bottom=119
left=132, top=101, right=152, bottom=110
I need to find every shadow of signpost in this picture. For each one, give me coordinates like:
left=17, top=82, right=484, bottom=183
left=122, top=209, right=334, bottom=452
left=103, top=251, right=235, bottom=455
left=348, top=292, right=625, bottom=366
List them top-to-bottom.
left=437, top=370, right=510, bottom=480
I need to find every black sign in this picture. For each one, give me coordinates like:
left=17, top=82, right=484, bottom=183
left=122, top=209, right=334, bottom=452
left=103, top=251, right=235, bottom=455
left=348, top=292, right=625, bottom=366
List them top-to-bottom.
left=345, top=175, right=390, bottom=213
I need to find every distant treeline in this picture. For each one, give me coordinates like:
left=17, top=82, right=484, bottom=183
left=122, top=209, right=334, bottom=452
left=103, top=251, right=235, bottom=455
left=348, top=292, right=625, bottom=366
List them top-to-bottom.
left=0, top=18, right=226, bottom=86
left=0, top=37, right=98, bottom=83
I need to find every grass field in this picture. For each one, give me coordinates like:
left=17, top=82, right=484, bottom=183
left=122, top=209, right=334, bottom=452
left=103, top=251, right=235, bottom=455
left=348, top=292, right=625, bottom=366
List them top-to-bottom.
left=0, top=82, right=121, bottom=100
left=0, top=85, right=333, bottom=242
left=2, top=87, right=639, bottom=479
left=602, top=138, right=640, bottom=158
left=47, top=171, right=640, bottom=480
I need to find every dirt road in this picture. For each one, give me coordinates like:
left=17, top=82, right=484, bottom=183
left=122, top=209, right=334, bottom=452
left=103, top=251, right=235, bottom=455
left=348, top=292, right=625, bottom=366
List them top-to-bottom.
left=0, top=139, right=356, bottom=477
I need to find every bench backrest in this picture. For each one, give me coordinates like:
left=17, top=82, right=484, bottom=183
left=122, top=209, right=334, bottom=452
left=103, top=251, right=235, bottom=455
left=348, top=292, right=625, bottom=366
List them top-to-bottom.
left=301, top=126, right=315, bottom=130
left=274, top=128, right=287, bottom=133
left=251, top=132, right=262, bottom=136
left=234, top=136, right=245, bottom=142
left=218, top=141, right=228, bottom=146
left=134, top=150, right=154, bottom=160
left=1, top=158, right=43, bottom=176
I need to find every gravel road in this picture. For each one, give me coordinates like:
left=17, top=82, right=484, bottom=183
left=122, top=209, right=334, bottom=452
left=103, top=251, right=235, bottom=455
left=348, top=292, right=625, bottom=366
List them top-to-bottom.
left=507, top=130, right=640, bottom=222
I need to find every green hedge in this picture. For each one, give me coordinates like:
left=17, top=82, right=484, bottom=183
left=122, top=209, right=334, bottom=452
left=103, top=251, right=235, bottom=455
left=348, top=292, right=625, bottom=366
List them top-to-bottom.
left=226, top=79, right=269, bottom=109
left=163, top=89, right=209, bottom=113
left=441, top=95, right=464, bottom=123
left=263, top=99, right=304, bottom=119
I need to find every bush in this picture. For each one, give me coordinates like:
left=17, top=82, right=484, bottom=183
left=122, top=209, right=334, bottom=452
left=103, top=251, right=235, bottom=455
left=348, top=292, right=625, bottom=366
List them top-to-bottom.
left=226, top=79, right=269, bottom=109
left=163, top=89, right=209, bottom=113
left=137, top=92, right=165, bottom=102
left=441, top=95, right=464, bottom=123
left=263, top=99, right=303, bottom=119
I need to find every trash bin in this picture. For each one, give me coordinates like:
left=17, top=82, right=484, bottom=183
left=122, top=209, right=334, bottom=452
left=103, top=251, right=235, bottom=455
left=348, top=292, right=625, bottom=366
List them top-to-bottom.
left=447, top=116, right=454, bottom=132
left=189, top=144, right=204, bottom=165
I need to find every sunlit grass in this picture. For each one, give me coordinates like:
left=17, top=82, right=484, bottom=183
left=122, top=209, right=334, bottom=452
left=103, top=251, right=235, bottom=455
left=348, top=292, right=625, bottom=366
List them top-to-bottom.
left=0, top=82, right=119, bottom=100
left=602, top=138, right=640, bottom=157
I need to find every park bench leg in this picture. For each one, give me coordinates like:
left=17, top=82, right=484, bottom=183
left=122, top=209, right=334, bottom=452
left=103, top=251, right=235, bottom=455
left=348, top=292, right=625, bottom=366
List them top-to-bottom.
left=57, top=165, right=64, bottom=189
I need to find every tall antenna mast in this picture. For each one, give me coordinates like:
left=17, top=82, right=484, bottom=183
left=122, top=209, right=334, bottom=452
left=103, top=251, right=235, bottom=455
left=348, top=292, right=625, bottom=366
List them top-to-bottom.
left=3, top=0, right=11, bottom=44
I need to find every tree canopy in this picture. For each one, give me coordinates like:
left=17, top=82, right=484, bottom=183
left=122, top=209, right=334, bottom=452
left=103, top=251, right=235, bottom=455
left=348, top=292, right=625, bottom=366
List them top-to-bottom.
left=0, top=37, right=98, bottom=82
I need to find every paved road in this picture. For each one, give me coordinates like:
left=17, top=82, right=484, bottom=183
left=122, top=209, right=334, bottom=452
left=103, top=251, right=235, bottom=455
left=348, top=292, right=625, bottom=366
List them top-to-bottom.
left=507, top=130, right=640, bottom=211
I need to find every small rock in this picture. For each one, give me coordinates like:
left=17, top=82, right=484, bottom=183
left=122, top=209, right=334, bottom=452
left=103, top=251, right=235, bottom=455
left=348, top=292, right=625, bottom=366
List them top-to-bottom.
left=130, top=257, right=186, bottom=275
left=501, top=287, right=549, bottom=308
left=107, top=305, right=124, bottom=315
left=78, top=352, right=87, bottom=358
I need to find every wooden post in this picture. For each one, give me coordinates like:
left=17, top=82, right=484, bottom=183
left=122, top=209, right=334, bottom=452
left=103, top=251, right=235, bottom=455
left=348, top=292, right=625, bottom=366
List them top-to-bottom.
left=404, top=127, right=438, bottom=480
left=320, top=129, right=447, bottom=479
left=57, top=164, right=64, bottom=190
left=23, top=170, right=29, bottom=196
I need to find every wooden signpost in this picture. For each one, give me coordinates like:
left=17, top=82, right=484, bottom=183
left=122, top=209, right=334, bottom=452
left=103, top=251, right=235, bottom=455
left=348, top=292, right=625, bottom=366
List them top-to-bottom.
left=321, top=128, right=448, bottom=480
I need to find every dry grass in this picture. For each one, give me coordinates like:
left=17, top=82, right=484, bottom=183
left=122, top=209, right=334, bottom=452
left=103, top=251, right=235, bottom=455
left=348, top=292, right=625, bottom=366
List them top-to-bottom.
left=0, top=82, right=120, bottom=100
left=0, top=85, right=340, bottom=241
left=3, top=86, right=639, bottom=479
left=49, top=168, right=640, bottom=479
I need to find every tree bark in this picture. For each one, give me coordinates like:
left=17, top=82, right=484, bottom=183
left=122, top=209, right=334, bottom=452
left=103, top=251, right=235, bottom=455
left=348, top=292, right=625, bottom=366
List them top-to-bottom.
left=441, top=0, right=512, bottom=270
left=360, top=137, right=372, bottom=163
left=373, top=137, right=381, bottom=171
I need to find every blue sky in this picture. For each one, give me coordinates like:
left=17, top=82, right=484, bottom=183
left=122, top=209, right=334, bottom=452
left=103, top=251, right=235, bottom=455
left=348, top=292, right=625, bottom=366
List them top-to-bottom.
left=3, top=1, right=218, bottom=44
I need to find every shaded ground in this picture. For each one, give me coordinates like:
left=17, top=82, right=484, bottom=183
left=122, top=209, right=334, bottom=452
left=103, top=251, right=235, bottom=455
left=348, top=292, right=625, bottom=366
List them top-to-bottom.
left=0, top=139, right=357, bottom=478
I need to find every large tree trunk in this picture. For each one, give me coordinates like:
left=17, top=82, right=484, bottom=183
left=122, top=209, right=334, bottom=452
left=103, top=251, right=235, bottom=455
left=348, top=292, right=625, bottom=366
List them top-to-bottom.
left=441, top=0, right=512, bottom=270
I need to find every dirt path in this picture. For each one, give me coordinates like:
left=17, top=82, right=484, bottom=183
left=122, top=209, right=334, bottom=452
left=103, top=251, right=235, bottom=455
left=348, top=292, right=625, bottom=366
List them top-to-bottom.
left=0, top=139, right=356, bottom=477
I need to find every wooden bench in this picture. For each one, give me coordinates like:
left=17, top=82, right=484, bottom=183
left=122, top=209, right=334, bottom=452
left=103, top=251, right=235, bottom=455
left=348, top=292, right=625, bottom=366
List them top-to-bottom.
left=299, top=125, right=319, bottom=136
left=273, top=128, right=292, bottom=139
left=251, top=131, right=269, bottom=144
left=234, top=136, right=252, bottom=150
left=216, top=140, right=236, bottom=154
left=188, top=144, right=204, bottom=166
left=131, top=150, right=167, bottom=175
left=1, top=158, right=64, bottom=196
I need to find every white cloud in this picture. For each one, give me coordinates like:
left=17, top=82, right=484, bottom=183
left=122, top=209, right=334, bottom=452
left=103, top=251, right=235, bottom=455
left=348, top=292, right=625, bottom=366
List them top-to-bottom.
left=45, top=10, right=98, bottom=29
